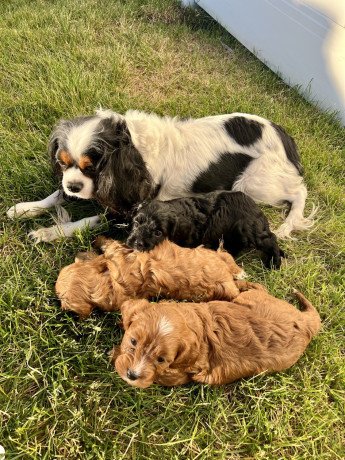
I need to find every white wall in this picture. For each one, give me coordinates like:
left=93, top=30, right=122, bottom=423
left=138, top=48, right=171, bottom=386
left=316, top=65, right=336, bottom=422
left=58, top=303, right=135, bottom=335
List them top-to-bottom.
left=191, top=0, right=345, bottom=125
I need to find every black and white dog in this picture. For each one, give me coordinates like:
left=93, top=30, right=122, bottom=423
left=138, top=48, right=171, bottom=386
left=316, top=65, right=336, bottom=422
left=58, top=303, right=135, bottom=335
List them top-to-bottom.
left=7, top=109, right=314, bottom=241
left=126, top=191, right=284, bottom=268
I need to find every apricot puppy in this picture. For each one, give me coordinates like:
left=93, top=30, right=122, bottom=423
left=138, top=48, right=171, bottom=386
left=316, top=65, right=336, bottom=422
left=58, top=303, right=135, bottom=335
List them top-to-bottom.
left=56, top=238, right=246, bottom=318
left=113, top=289, right=321, bottom=387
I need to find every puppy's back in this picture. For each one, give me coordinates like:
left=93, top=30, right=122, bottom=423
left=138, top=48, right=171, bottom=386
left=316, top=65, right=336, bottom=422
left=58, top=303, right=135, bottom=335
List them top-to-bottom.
left=142, top=239, right=243, bottom=301
left=227, top=289, right=321, bottom=366
left=231, top=289, right=320, bottom=335
left=198, top=290, right=321, bottom=382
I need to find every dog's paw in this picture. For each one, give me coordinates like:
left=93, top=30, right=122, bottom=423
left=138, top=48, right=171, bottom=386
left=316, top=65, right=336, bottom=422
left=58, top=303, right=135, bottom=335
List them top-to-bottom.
left=7, top=202, right=46, bottom=219
left=28, top=225, right=63, bottom=243
left=93, top=235, right=109, bottom=252
left=75, top=251, right=98, bottom=263
left=234, top=269, right=248, bottom=280
left=236, top=280, right=267, bottom=292
left=192, top=371, right=209, bottom=384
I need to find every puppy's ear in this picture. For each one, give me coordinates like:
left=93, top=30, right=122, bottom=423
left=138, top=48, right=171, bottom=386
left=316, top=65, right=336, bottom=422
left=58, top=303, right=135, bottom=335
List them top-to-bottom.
left=121, top=299, right=151, bottom=330
left=171, top=337, right=199, bottom=369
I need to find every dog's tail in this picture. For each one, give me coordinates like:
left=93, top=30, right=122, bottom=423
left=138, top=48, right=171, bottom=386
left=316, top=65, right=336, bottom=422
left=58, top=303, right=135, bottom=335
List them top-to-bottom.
left=293, top=289, right=321, bottom=338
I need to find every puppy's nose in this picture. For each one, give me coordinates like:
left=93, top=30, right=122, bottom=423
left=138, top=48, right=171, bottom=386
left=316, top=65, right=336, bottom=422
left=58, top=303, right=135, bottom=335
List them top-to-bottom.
left=67, top=182, right=83, bottom=193
left=127, top=369, right=139, bottom=381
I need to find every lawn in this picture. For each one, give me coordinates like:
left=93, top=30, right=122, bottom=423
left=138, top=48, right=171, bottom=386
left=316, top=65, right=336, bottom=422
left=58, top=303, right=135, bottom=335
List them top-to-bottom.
left=0, top=0, right=344, bottom=458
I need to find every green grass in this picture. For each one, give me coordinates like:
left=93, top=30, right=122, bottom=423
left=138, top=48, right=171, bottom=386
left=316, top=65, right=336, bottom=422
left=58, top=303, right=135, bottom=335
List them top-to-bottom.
left=0, top=0, right=344, bottom=458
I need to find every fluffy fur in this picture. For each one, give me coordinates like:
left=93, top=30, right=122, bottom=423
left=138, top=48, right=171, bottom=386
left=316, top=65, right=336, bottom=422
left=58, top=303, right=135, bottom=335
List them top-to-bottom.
left=7, top=109, right=315, bottom=241
left=127, top=191, right=285, bottom=268
left=56, top=237, right=251, bottom=318
left=112, top=287, right=321, bottom=388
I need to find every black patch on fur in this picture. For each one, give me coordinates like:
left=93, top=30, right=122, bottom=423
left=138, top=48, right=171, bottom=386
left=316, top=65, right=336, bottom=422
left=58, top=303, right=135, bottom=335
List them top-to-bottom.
left=224, top=116, right=263, bottom=146
left=95, top=118, right=156, bottom=212
left=271, top=122, right=303, bottom=175
left=85, top=148, right=102, bottom=164
left=192, top=152, right=253, bottom=193
left=127, top=191, right=285, bottom=269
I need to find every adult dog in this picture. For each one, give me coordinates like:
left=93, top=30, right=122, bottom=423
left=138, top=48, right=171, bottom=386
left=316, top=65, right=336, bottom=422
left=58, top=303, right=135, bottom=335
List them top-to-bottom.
left=7, top=109, right=314, bottom=241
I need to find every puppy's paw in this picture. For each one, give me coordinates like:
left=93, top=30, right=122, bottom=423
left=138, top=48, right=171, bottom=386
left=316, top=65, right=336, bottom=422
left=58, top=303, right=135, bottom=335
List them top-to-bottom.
left=7, top=202, right=46, bottom=219
left=29, top=225, right=64, bottom=243
left=93, top=235, right=110, bottom=252
left=75, top=251, right=98, bottom=263
left=233, top=269, right=247, bottom=280
left=235, top=280, right=267, bottom=292
left=192, top=371, right=209, bottom=384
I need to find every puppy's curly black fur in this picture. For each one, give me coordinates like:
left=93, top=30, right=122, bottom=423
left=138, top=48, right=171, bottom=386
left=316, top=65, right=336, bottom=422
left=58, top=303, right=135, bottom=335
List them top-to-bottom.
left=127, top=191, right=285, bottom=269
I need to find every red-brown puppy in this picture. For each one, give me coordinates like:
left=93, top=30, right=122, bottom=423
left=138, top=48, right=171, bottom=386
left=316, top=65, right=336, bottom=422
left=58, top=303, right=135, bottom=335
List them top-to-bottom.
left=56, top=237, right=246, bottom=318
left=112, top=288, right=321, bottom=387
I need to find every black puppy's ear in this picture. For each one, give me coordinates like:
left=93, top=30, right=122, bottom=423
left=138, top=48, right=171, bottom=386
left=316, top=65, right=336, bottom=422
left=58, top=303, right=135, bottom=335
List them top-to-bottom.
left=96, top=117, right=155, bottom=212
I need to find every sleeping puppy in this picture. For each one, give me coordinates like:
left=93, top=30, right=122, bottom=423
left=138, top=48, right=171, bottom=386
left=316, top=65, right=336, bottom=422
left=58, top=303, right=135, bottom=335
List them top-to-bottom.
left=127, top=191, right=285, bottom=268
left=56, top=237, right=250, bottom=318
left=112, top=288, right=321, bottom=388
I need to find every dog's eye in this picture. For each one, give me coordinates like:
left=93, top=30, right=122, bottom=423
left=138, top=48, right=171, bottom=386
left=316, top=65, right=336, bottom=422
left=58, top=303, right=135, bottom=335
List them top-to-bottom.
left=81, top=165, right=95, bottom=174
left=154, top=230, right=162, bottom=237
left=130, top=338, right=137, bottom=346
left=157, top=356, right=165, bottom=363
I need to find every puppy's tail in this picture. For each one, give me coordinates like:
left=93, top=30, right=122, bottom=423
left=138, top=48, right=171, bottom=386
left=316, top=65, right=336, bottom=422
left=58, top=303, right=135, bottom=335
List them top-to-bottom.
left=293, top=289, right=321, bottom=338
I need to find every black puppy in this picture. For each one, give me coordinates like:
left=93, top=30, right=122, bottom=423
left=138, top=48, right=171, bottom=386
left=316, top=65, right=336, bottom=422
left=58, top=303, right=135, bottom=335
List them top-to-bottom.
left=126, top=191, right=285, bottom=268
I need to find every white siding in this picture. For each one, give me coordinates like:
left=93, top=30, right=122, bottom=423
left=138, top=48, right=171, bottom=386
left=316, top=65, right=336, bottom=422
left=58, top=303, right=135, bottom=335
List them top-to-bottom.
left=194, top=0, right=345, bottom=125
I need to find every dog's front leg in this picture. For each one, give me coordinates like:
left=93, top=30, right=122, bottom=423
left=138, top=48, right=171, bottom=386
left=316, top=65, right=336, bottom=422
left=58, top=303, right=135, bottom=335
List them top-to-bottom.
left=7, top=190, right=64, bottom=218
left=29, top=215, right=101, bottom=243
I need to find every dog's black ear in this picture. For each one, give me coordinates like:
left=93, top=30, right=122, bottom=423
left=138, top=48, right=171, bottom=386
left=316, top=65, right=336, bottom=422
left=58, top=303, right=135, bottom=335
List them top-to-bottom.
left=96, top=117, right=155, bottom=212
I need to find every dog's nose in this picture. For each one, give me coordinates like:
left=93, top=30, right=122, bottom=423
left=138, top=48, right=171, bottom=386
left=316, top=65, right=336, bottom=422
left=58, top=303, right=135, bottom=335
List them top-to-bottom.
left=67, top=182, right=83, bottom=193
left=127, top=369, right=139, bottom=381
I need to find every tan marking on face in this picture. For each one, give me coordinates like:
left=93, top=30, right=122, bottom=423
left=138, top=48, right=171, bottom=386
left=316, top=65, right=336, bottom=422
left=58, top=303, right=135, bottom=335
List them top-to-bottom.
left=59, top=150, right=73, bottom=166
left=78, top=155, right=93, bottom=170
